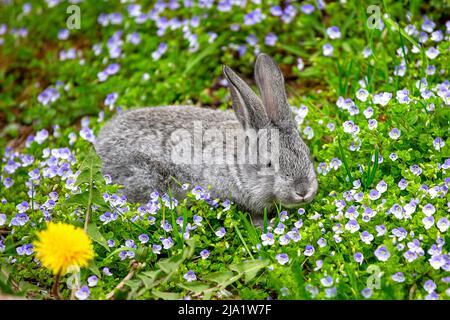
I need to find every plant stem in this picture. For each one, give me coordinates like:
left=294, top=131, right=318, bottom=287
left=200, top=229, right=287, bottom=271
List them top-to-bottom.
left=84, top=178, right=93, bottom=233
left=105, top=261, right=139, bottom=300
left=52, top=271, right=62, bottom=300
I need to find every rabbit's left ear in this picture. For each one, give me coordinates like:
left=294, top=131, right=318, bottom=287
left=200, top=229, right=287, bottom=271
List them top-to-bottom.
left=254, top=53, right=292, bottom=128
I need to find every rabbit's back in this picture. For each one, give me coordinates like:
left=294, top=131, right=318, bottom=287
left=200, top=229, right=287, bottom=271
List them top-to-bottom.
left=95, top=105, right=239, bottom=202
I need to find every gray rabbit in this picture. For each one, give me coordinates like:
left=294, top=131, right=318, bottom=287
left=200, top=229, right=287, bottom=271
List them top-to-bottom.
left=94, top=54, right=318, bottom=219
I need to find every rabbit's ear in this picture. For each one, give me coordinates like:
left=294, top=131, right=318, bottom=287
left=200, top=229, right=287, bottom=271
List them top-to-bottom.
left=255, top=53, right=292, bottom=128
left=223, top=65, right=268, bottom=129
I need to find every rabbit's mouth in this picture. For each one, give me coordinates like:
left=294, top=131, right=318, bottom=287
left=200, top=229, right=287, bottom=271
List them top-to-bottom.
left=276, top=179, right=318, bottom=207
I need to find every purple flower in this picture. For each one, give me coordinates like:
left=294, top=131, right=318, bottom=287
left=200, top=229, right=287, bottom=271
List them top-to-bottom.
left=301, top=4, right=315, bottom=14
left=270, top=6, right=283, bottom=16
left=244, top=8, right=264, bottom=26
left=327, top=26, right=341, bottom=39
left=264, top=33, right=278, bottom=46
left=152, top=42, right=168, bottom=60
left=323, top=43, right=333, bottom=56
left=105, top=63, right=120, bottom=76
left=104, top=92, right=118, bottom=108
left=368, top=119, right=378, bottom=130
left=80, top=127, right=95, bottom=143
left=389, top=128, right=401, bottom=140
left=433, top=137, right=445, bottom=151
left=410, top=164, right=422, bottom=176
left=3, top=177, right=13, bottom=188
left=398, top=179, right=408, bottom=190
left=368, top=189, right=381, bottom=200
left=422, top=203, right=435, bottom=216
left=11, top=213, right=29, bottom=226
left=0, top=214, right=6, bottom=226
left=193, top=214, right=203, bottom=226
left=422, top=216, right=434, bottom=229
left=437, top=217, right=449, bottom=233
left=345, top=219, right=360, bottom=233
left=215, top=227, right=226, bottom=238
left=360, top=231, right=374, bottom=244
left=261, top=232, right=275, bottom=246
left=138, top=234, right=149, bottom=244
left=161, top=237, right=174, bottom=249
left=107, top=239, right=116, bottom=247
left=16, top=244, right=34, bottom=256
left=152, top=244, right=162, bottom=254
left=304, top=245, right=315, bottom=256
left=374, top=245, right=391, bottom=262
left=200, top=249, right=210, bottom=259
left=354, top=252, right=364, bottom=264
left=275, top=253, right=289, bottom=265
left=103, top=267, right=113, bottom=276
left=183, top=270, right=197, bottom=282
left=392, top=272, right=405, bottom=282
left=87, top=275, right=98, bottom=287
left=320, top=276, right=333, bottom=287
left=423, top=280, right=436, bottom=293
left=75, top=286, right=90, bottom=300
left=361, top=288, right=372, bottom=298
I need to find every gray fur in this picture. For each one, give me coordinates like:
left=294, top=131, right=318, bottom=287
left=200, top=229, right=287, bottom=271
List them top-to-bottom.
left=94, top=53, right=318, bottom=217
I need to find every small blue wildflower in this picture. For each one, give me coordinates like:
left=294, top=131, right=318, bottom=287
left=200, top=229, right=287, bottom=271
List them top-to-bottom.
left=215, top=227, right=226, bottom=238
left=374, top=245, right=391, bottom=262
left=200, top=249, right=210, bottom=259
left=275, top=253, right=289, bottom=265
left=183, top=271, right=197, bottom=282
left=87, top=276, right=98, bottom=287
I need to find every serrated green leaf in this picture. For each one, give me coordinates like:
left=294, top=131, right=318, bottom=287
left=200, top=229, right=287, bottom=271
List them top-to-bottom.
left=86, top=222, right=110, bottom=252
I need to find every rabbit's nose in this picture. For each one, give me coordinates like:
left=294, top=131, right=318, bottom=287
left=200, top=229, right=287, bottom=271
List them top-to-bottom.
left=303, top=179, right=318, bottom=202
left=293, top=192, right=304, bottom=202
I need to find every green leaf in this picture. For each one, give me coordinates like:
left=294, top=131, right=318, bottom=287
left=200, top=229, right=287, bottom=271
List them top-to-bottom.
left=64, top=192, right=89, bottom=207
left=86, top=222, right=110, bottom=252
left=157, top=255, right=184, bottom=274
left=229, top=259, right=268, bottom=283
left=137, top=270, right=163, bottom=289
left=202, top=271, right=236, bottom=284
left=178, top=281, right=212, bottom=294
left=152, top=290, right=182, bottom=300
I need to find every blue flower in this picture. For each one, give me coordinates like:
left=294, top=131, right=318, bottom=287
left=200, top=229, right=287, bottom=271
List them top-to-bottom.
left=326, top=26, right=341, bottom=39
left=11, top=213, right=29, bottom=226
left=0, top=214, right=6, bottom=226
left=215, top=227, right=226, bottom=238
left=261, top=232, right=275, bottom=246
left=152, top=244, right=162, bottom=254
left=304, top=245, right=315, bottom=256
left=374, top=245, right=391, bottom=262
left=200, top=249, right=210, bottom=259
left=354, top=252, right=364, bottom=264
left=275, top=253, right=289, bottom=265
left=183, top=270, right=197, bottom=282
left=391, top=272, right=405, bottom=282
left=87, top=275, right=98, bottom=287
left=321, top=276, right=333, bottom=287
left=423, top=280, right=436, bottom=294
left=75, top=286, right=90, bottom=300
left=361, top=288, right=372, bottom=298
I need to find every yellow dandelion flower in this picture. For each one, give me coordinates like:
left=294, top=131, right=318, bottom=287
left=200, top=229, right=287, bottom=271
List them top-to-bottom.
left=33, top=222, right=94, bottom=275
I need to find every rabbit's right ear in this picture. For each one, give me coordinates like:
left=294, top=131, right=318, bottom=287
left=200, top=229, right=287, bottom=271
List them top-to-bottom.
left=223, top=65, right=269, bottom=129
